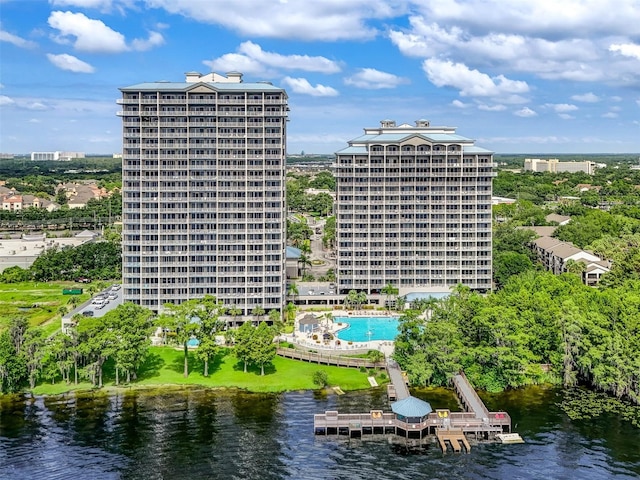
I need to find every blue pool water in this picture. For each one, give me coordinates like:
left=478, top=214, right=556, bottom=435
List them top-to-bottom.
left=334, top=316, right=400, bottom=342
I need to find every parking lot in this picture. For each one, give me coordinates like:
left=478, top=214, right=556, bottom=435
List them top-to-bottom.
left=62, top=284, right=123, bottom=331
left=81, top=284, right=123, bottom=318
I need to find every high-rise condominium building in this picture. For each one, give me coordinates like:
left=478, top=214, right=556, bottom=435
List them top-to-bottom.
left=118, top=71, right=288, bottom=315
left=335, top=120, right=495, bottom=296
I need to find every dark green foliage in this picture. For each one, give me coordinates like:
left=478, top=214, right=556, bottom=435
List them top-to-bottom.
left=554, top=209, right=640, bottom=248
left=29, top=241, right=121, bottom=281
left=493, top=251, right=534, bottom=288
left=394, top=272, right=640, bottom=401
left=0, top=329, right=27, bottom=393
left=312, top=370, right=329, bottom=387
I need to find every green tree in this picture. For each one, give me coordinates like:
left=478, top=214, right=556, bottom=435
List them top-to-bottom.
left=493, top=251, right=534, bottom=287
left=381, top=282, right=399, bottom=311
left=193, top=295, right=225, bottom=377
left=160, top=301, right=200, bottom=378
left=284, top=302, right=297, bottom=326
left=105, top=303, right=154, bottom=385
left=251, top=305, right=266, bottom=323
left=76, top=316, right=114, bottom=388
left=234, top=321, right=255, bottom=373
left=250, top=322, right=277, bottom=376
left=22, top=328, right=45, bottom=389
left=0, top=330, right=26, bottom=393
left=367, top=349, right=385, bottom=367
left=312, top=370, right=329, bottom=388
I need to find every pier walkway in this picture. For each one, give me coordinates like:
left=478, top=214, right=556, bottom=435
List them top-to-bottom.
left=276, top=347, right=376, bottom=369
left=386, top=359, right=410, bottom=400
left=452, top=371, right=490, bottom=420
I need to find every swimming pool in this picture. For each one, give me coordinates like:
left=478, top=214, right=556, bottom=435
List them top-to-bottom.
left=334, top=316, right=400, bottom=342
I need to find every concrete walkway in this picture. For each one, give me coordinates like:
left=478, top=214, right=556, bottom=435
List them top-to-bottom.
left=386, top=359, right=410, bottom=400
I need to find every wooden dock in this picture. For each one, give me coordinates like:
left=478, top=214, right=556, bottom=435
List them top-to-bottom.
left=276, top=347, right=377, bottom=368
left=313, top=367, right=513, bottom=452
left=314, top=409, right=511, bottom=438
left=436, top=428, right=471, bottom=453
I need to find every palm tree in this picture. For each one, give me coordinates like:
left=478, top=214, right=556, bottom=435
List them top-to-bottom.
left=298, top=253, right=312, bottom=277
left=287, top=282, right=299, bottom=303
left=381, top=282, right=399, bottom=312
left=344, top=290, right=359, bottom=310
left=356, top=291, right=368, bottom=310
left=284, top=302, right=297, bottom=326
left=227, top=305, right=242, bottom=326
left=251, top=305, right=266, bottom=325
left=322, top=312, right=333, bottom=332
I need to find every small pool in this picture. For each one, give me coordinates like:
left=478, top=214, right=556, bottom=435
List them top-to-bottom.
left=335, top=316, right=400, bottom=342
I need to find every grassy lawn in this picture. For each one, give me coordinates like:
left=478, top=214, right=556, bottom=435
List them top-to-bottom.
left=0, top=281, right=91, bottom=329
left=31, top=346, right=378, bottom=395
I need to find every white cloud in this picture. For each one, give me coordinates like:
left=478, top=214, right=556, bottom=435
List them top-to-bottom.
left=138, top=0, right=397, bottom=40
left=410, top=1, right=640, bottom=39
left=48, top=10, right=162, bottom=53
left=49, top=11, right=128, bottom=53
left=0, top=29, right=37, bottom=49
left=131, top=31, right=165, bottom=51
left=204, top=41, right=340, bottom=77
left=237, top=42, right=340, bottom=73
left=609, top=43, right=640, bottom=60
left=47, top=53, right=95, bottom=73
left=204, top=54, right=267, bottom=76
left=422, top=58, right=529, bottom=98
left=344, top=68, right=409, bottom=89
left=281, top=77, right=338, bottom=97
left=571, top=92, right=600, bottom=103
left=0, top=95, right=15, bottom=106
left=451, top=99, right=470, bottom=108
left=25, top=101, right=49, bottom=111
left=545, top=103, right=578, bottom=113
left=478, top=104, right=506, bottom=111
left=514, top=107, right=537, bottom=117
left=602, top=112, right=618, bottom=118
left=558, top=114, right=575, bottom=120
left=29, top=118, right=42, bottom=123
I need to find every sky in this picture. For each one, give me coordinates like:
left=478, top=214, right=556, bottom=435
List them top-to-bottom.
left=1, top=1, right=640, bottom=155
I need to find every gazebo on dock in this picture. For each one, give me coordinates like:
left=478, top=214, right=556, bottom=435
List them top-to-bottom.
left=391, top=396, right=433, bottom=424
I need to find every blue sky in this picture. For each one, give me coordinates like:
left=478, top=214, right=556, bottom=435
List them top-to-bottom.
left=1, top=0, right=640, bottom=155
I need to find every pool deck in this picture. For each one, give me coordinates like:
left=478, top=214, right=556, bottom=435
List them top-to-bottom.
left=287, top=310, right=399, bottom=357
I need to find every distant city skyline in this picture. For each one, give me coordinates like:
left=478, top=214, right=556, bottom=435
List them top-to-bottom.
left=1, top=1, right=640, bottom=154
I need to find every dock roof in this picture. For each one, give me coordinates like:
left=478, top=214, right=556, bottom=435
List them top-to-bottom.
left=391, top=396, right=433, bottom=418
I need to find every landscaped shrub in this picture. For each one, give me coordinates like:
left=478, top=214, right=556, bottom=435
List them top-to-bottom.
left=359, top=366, right=367, bottom=373
left=312, top=370, right=329, bottom=388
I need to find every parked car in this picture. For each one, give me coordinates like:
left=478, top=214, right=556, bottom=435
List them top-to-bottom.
left=75, top=277, right=92, bottom=283
left=111, top=284, right=121, bottom=291
left=108, top=293, right=117, bottom=300
left=82, top=310, right=94, bottom=317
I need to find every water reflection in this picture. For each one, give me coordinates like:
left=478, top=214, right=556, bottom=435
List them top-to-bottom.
left=0, top=386, right=638, bottom=479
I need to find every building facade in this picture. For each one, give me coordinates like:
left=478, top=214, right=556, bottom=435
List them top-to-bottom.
left=118, top=71, right=288, bottom=314
left=335, top=120, right=494, bottom=296
left=31, top=151, right=85, bottom=161
left=524, top=158, right=596, bottom=174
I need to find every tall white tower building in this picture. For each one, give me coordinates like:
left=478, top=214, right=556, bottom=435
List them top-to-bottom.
left=118, top=72, right=288, bottom=317
left=335, top=120, right=495, bottom=296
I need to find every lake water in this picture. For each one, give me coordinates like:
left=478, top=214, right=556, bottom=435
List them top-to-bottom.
left=335, top=316, right=400, bottom=342
left=0, top=385, right=639, bottom=479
